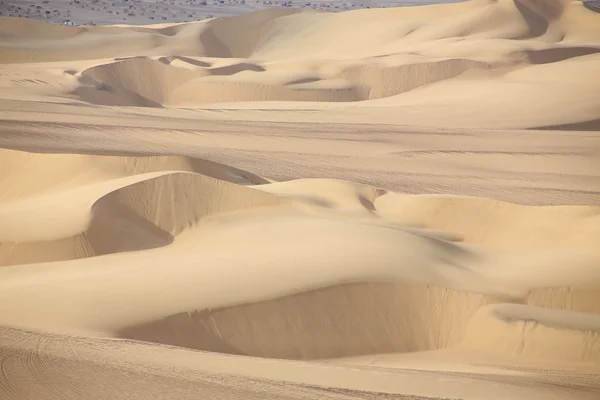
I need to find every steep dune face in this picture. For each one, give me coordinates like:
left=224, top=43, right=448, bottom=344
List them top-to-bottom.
left=2, top=0, right=598, bottom=130
left=512, top=0, right=568, bottom=38
left=1, top=1, right=595, bottom=63
left=199, top=8, right=304, bottom=58
left=0, top=9, right=302, bottom=64
left=0, top=18, right=204, bottom=63
left=74, top=55, right=492, bottom=106
left=75, top=56, right=369, bottom=106
left=78, top=58, right=199, bottom=105
left=340, top=59, right=491, bottom=100
left=0, top=149, right=279, bottom=266
left=0, top=149, right=268, bottom=203
left=0, top=150, right=599, bottom=369
left=0, top=172, right=286, bottom=266
left=118, top=187, right=594, bottom=362
left=119, top=282, right=600, bottom=362
left=120, top=283, right=498, bottom=359
left=460, top=304, right=600, bottom=363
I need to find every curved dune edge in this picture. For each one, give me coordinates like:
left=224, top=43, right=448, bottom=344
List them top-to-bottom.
left=2, top=0, right=599, bottom=129
left=4, top=0, right=596, bottom=64
left=74, top=56, right=492, bottom=106
left=0, top=148, right=269, bottom=203
left=0, top=148, right=281, bottom=265
left=0, top=149, right=599, bottom=372
left=0, top=171, right=288, bottom=266
left=116, top=282, right=600, bottom=362
left=458, top=304, right=600, bottom=363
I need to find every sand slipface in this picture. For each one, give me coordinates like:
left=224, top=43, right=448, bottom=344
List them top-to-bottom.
left=1, top=1, right=600, bottom=400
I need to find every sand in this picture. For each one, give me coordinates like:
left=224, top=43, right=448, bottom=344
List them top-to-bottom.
left=1, top=1, right=600, bottom=399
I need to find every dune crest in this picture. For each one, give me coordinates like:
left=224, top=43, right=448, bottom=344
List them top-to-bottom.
left=1, top=0, right=599, bottom=129
left=73, top=56, right=494, bottom=106
left=0, top=149, right=286, bottom=266
left=0, top=150, right=598, bottom=344
left=459, top=304, right=600, bottom=363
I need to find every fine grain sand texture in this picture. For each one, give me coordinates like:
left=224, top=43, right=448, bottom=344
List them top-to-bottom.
left=1, top=1, right=600, bottom=399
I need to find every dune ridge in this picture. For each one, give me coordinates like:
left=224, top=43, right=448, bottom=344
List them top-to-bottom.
left=1, top=0, right=599, bottom=130
left=73, top=56, right=493, bottom=106
left=1, top=132, right=597, bottom=400
left=0, top=148, right=285, bottom=266
left=0, top=150, right=599, bottom=364
left=459, top=304, right=600, bottom=363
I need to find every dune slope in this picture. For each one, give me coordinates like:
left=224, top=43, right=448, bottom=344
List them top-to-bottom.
left=1, top=0, right=599, bottom=129
left=0, top=147, right=599, bottom=400
left=0, top=150, right=599, bottom=355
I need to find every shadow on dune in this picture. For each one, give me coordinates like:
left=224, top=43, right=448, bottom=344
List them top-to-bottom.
left=514, top=0, right=566, bottom=38
left=583, top=0, right=600, bottom=13
left=200, top=8, right=302, bottom=58
left=198, top=26, right=233, bottom=58
left=524, top=47, right=600, bottom=64
left=72, top=56, right=491, bottom=107
left=114, top=56, right=150, bottom=62
left=158, top=56, right=213, bottom=67
left=75, top=58, right=196, bottom=107
left=341, top=59, right=490, bottom=100
left=209, top=62, right=266, bottom=75
left=72, top=85, right=164, bottom=108
left=533, top=118, right=600, bottom=131
left=0, top=154, right=277, bottom=267
left=0, top=193, right=175, bottom=267
left=118, top=280, right=600, bottom=361
left=119, top=282, right=501, bottom=360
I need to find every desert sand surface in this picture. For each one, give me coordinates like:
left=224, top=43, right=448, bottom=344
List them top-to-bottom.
left=1, top=0, right=600, bottom=399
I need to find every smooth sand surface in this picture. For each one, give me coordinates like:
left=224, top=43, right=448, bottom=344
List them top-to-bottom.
left=1, top=1, right=600, bottom=399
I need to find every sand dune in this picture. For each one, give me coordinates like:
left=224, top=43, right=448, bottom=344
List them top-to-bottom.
left=1, top=0, right=599, bottom=129
left=1, top=1, right=600, bottom=399
left=74, top=56, right=491, bottom=106
left=77, top=57, right=199, bottom=106
left=0, top=147, right=599, bottom=400
left=0, top=149, right=279, bottom=266
left=0, top=149, right=268, bottom=202
left=0, top=150, right=598, bottom=336
left=0, top=171, right=286, bottom=266
left=459, top=304, right=600, bottom=363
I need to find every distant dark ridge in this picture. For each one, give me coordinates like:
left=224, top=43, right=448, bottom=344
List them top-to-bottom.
left=583, top=0, right=600, bottom=12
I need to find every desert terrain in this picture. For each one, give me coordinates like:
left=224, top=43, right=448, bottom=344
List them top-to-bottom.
left=1, top=0, right=600, bottom=399
left=1, top=0, right=464, bottom=26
